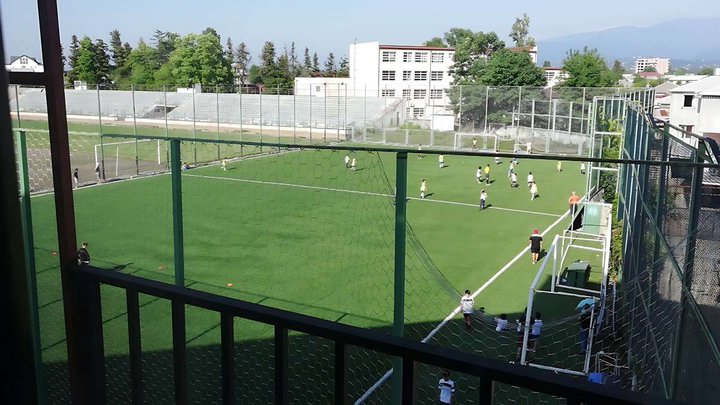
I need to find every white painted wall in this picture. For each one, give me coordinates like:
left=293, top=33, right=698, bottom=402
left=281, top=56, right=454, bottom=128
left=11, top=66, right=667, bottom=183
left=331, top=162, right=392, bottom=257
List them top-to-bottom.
left=5, top=55, right=43, bottom=73
left=669, top=92, right=700, bottom=128
left=698, top=98, right=720, bottom=134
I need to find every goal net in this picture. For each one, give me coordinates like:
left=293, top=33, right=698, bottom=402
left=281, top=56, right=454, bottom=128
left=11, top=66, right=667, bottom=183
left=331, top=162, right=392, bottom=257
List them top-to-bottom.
left=453, top=132, right=498, bottom=151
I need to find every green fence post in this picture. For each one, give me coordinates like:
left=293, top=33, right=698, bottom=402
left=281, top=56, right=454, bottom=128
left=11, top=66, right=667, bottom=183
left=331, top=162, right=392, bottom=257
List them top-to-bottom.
left=16, top=130, right=45, bottom=403
left=170, top=139, right=185, bottom=287
left=392, top=151, right=408, bottom=404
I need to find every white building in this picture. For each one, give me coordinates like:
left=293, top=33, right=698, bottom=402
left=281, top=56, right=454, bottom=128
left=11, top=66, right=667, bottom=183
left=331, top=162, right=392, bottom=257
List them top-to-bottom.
left=5, top=55, right=44, bottom=73
left=634, top=57, right=670, bottom=75
left=542, top=67, right=568, bottom=88
left=664, top=74, right=708, bottom=85
left=668, top=75, right=720, bottom=142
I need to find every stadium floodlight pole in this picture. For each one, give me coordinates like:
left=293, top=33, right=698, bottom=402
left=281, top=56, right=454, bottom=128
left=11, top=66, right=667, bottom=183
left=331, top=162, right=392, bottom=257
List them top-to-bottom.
left=324, top=82, right=327, bottom=142
left=337, top=83, right=340, bottom=141
left=96, top=84, right=103, bottom=136
left=277, top=84, right=281, bottom=144
left=309, top=84, right=313, bottom=141
left=132, top=85, right=139, bottom=175
left=170, top=139, right=185, bottom=287
left=391, top=151, right=408, bottom=405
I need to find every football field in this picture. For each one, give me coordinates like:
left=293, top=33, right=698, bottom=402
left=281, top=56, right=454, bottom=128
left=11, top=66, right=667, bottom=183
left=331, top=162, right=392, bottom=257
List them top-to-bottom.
left=30, top=146, right=586, bottom=403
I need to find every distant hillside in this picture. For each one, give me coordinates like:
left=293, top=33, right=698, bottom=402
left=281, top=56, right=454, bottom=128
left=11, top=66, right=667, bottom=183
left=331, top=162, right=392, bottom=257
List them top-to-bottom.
left=538, top=17, right=720, bottom=67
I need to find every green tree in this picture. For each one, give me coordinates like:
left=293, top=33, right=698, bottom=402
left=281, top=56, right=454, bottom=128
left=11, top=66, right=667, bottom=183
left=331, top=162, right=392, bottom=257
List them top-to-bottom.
left=509, top=13, right=535, bottom=47
left=443, top=28, right=474, bottom=47
left=109, top=29, right=132, bottom=84
left=152, top=30, right=179, bottom=65
left=449, top=30, right=505, bottom=83
left=168, top=32, right=234, bottom=87
left=66, top=35, right=80, bottom=84
left=74, top=36, right=99, bottom=84
left=225, top=37, right=234, bottom=65
left=424, top=37, right=447, bottom=47
left=93, top=39, right=112, bottom=85
left=127, top=39, right=160, bottom=86
left=234, top=42, right=251, bottom=84
left=303, top=47, right=312, bottom=70
left=561, top=47, right=616, bottom=87
left=481, top=49, right=545, bottom=86
left=312, top=52, right=320, bottom=76
left=324, top=52, right=336, bottom=77
left=337, top=56, right=349, bottom=77
left=542, top=60, right=551, bottom=67
left=642, top=65, right=657, bottom=73
left=672, top=67, right=688, bottom=75
left=697, top=67, right=715, bottom=75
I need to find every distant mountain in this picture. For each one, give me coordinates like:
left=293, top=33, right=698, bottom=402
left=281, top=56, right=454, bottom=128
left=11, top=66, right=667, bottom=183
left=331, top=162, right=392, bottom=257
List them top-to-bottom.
left=538, top=17, right=720, bottom=67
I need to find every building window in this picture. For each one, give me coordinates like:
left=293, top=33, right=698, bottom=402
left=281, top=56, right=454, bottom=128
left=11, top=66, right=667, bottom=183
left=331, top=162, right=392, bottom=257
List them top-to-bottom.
left=382, top=51, right=396, bottom=62
left=403, top=52, right=412, bottom=62
left=415, top=52, right=428, bottom=63
left=431, top=52, right=444, bottom=63
left=448, top=53, right=454, bottom=62
left=20, top=57, right=28, bottom=65
left=381, top=70, right=396, bottom=81
left=403, top=71, right=411, bottom=81
left=414, top=71, right=427, bottom=81
left=431, top=71, right=444, bottom=81
left=315, top=85, right=321, bottom=92
left=381, top=89, right=396, bottom=97
left=402, top=89, right=411, bottom=100
left=413, top=89, right=427, bottom=99
left=430, top=89, right=444, bottom=99
left=683, top=95, right=693, bottom=107
left=406, top=107, right=413, bottom=117
left=413, top=107, right=425, bottom=117
left=680, top=124, right=694, bottom=134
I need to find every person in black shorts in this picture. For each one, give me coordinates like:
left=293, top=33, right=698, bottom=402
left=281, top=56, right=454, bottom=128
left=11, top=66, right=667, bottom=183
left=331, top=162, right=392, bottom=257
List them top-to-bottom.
left=529, top=229, right=542, bottom=264
left=77, top=242, right=90, bottom=266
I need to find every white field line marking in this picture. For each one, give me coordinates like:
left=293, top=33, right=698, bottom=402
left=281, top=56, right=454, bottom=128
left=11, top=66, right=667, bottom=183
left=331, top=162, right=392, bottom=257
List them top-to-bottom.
left=185, top=173, right=561, bottom=218
left=354, top=210, right=570, bottom=405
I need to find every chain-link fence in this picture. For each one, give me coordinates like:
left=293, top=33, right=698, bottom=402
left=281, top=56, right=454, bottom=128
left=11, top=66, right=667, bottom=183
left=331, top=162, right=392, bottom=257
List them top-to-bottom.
left=617, top=101, right=720, bottom=404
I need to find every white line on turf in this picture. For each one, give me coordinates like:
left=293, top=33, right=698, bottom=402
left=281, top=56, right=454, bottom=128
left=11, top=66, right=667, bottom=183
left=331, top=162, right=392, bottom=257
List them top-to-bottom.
left=185, top=173, right=561, bottom=218
left=353, top=209, right=570, bottom=405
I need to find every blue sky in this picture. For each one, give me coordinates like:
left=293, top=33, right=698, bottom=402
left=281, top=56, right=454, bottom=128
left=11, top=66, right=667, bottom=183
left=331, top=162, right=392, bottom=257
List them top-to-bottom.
left=2, top=0, right=720, bottom=62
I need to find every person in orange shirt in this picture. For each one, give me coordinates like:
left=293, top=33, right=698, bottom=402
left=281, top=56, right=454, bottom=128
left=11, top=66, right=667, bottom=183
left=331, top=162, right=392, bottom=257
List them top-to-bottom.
left=568, top=191, right=581, bottom=217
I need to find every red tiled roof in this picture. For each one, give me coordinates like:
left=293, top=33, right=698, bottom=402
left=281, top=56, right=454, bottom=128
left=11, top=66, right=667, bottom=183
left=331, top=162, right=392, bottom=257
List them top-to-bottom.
left=379, top=44, right=455, bottom=51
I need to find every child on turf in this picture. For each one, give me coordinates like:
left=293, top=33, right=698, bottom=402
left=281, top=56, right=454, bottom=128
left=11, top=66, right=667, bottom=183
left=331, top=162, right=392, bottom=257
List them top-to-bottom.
left=417, top=144, right=424, bottom=159
left=344, top=154, right=350, bottom=168
left=439, top=154, right=445, bottom=168
left=221, top=157, right=228, bottom=171
left=351, top=157, right=357, bottom=171
left=557, top=160, right=562, bottom=172
left=580, top=162, right=586, bottom=175
left=476, top=166, right=483, bottom=184
left=510, top=171, right=518, bottom=188
left=527, top=172, right=534, bottom=187
left=420, top=179, right=428, bottom=199
left=530, top=181, right=538, bottom=200
left=480, top=189, right=487, bottom=210
left=460, top=290, right=474, bottom=331
left=495, top=314, right=509, bottom=332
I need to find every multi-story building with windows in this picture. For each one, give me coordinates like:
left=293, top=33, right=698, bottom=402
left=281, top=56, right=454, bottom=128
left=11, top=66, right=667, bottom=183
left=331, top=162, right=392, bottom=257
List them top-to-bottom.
left=349, top=42, right=455, bottom=122
left=5, top=55, right=44, bottom=73
left=634, top=57, right=670, bottom=75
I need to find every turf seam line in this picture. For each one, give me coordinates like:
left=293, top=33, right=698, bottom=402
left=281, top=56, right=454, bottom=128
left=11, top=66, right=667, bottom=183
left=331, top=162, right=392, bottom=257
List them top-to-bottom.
left=185, top=173, right=561, bottom=218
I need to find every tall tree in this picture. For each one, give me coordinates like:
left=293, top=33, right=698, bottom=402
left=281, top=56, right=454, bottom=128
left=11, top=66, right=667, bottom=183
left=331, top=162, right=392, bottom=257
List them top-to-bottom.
left=509, top=13, right=535, bottom=47
left=201, top=27, right=220, bottom=40
left=443, top=28, right=474, bottom=48
left=109, top=29, right=123, bottom=66
left=152, top=30, right=179, bottom=65
left=448, top=30, right=505, bottom=83
left=168, top=31, right=234, bottom=87
left=66, top=35, right=81, bottom=84
left=74, top=36, right=98, bottom=84
left=225, top=37, right=235, bottom=65
left=424, top=37, right=447, bottom=47
left=93, top=39, right=112, bottom=85
left=127, top=39, right=159, bottom=85
left=234, top=42, right=251, bottom=84
left=289, top=42, right=299, bottom=75
left=303, top=47, right=312, bottom=70
left=561, top=47, right=616, bottom=87
left=481, top=49, right=545, bottom=86
left=312, top=52, right=320, bottom=76
left=324, top=52, right=336, bottom=77
left=337, top=56, right=349, bottom=77
left=542, top=60, right=551, bottom=68
left=642, top=65, right=657, bottom=73
left=697, top=67, right=715, bottom=75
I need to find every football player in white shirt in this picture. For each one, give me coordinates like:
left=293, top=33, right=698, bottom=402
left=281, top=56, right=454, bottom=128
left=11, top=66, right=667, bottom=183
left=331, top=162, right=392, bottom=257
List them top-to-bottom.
left=344, top=154, right=350, bottom=168
left=350, top=157, right=357, bottom=171
left=476, top=166, right=483, bottom=184
left=510, top=171, right=518, bottom=188
left=527, top=172, right=534, bottom=187
left=420, top=179, right=428, bottom=199
left=480, top=189, right=487, bottom=210
left=460, top=290, right=474, bottom=331
left=495, top=313, right=509, bottom=332
left=438, top=371, right=456, bottom=404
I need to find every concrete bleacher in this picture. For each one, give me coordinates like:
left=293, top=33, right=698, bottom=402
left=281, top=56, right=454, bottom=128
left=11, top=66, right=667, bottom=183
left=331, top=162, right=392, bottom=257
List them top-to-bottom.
left=11, top=88, right=400, bottom=129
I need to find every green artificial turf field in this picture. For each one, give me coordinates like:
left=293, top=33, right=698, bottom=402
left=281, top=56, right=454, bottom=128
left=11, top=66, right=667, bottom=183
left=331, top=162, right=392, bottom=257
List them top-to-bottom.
left=29, top=146, right=588, bottom=404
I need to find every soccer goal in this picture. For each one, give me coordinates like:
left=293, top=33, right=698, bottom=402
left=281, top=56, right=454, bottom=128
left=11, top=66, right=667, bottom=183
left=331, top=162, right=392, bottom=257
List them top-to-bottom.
left=453, top=132, right=498, bottom=151
left=94, top=138, right=163, bottom=177
left=517, top=203, right=614, bottom=377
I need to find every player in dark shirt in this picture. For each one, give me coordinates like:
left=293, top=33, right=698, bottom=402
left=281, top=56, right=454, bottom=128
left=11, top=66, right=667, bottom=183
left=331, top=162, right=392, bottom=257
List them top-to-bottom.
left=529, top=229, right=543, bottom=264
left=77, top=242, right=90, bottom=265
left=578, top=304, right=592, bottom=354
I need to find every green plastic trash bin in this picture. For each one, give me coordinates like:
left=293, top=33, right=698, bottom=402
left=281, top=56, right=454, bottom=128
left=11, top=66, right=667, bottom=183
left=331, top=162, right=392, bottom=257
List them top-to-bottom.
left=560, top=261, right=591, bottom=288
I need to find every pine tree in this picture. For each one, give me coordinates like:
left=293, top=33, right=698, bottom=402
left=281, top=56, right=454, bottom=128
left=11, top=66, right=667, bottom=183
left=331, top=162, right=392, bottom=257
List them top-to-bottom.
left=66, top=35, right=81, bottom=84
left=225, top=37, right=234, bottom=65
left=93, top=39, right=111, bottom=86
left=234, top=42, right=251, bottom=85
left=303, top=47, right=311, bottom=70
left=312, top=52, right=320, bottom=76
left=324, top=52, right=336, bottom=77
left=338, top=56, right=349, bottom=77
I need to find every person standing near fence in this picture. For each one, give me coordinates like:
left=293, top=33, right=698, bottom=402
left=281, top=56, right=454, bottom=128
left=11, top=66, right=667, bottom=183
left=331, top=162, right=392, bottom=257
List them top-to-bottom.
left=344, top=154, right=350, bottom=168
left=438, top=154, right=445, bottom=168
left=351, top=157, right=357, bottom=171
left=580, top=162, right=586, bottom=175
left=95, top=163, right=102, bottom=183
left=484, top=164, right=491, bottom=185
left=476, top=166, right=483, bottom=184
left=73, top=168, right=79, bottom=189
left=420, top=179, right=428, bottom=199
left=530, top=181, right=539, bottom=200
left=480, top=189, right=487, bottom=210
left=569, top=191, right=581, bottom=217
left=529, top=229, right=542, bottom=264
left=77, top=242, right=90, bottom=266
left=460, top=290, right=474, bottom=331
left=578, top=304, right=592, bottom=354
left=438, top=370, right=456, bottom=404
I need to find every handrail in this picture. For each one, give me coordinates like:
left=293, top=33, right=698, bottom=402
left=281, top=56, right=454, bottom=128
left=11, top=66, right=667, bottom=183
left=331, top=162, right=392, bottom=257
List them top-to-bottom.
left=79, top=265, right=680, bottom=405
